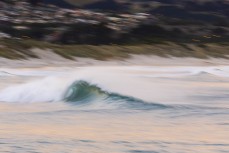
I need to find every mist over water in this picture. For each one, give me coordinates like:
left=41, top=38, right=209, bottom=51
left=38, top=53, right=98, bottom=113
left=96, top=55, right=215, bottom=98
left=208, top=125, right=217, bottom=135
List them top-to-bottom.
left=0, top=66, right=228, bottom=153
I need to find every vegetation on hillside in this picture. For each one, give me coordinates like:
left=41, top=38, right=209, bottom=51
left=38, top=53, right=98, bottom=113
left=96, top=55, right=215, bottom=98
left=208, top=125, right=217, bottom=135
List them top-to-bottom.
left=1, top=39, right=229, bottom=60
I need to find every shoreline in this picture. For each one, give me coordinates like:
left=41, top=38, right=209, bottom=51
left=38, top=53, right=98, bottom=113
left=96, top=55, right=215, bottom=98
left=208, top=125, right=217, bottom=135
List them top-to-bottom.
left=1, top=40, right=229, bottom=68
left=1, top=52, right=229, bottom=68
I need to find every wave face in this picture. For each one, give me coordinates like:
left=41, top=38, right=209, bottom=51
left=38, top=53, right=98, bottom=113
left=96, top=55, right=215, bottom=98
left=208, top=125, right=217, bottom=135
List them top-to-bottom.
left=64, top=80, right=165, bottom=110
left=64, top=81, right=106, bottom=103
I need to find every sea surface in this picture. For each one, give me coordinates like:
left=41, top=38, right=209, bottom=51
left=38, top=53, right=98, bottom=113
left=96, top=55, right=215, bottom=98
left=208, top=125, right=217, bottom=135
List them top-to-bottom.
left=0, top=66, right=228, bottom=153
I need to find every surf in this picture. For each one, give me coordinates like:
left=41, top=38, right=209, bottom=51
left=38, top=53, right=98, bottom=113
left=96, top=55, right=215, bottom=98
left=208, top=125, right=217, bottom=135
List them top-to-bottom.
left=1, top=66, right=229, bottom=109
left=0, top=78, right=167, bottom=110
left=64, top=80, right=167, bottom=109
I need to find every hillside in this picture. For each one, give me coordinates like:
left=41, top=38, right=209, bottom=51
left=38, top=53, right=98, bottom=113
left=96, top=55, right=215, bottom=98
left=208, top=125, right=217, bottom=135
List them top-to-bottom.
left=1, top=0, right=228, bottom=47
left=42, top=0, right=75, bottom=8
left=44, top=0, right=229, bottom=21
left=65, top=0, right=102, bottom=6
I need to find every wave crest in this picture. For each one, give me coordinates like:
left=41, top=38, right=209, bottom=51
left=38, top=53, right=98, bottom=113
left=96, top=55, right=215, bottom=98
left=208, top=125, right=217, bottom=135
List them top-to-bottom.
left=64, top=80, right=167, bottom=110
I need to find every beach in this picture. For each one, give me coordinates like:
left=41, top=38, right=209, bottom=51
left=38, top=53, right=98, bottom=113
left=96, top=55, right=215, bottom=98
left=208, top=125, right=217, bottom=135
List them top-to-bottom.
left=1, top=46, right=229, bottom=68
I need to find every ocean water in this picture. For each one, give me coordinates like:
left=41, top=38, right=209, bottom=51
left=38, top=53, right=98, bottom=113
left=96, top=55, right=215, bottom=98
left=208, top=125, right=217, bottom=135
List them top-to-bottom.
left=0, top=66, right=228, bottom=153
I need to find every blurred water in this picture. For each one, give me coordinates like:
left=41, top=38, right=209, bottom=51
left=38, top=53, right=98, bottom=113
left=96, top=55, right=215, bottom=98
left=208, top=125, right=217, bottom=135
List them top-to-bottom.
left=0, top=66, right=228, bottom=153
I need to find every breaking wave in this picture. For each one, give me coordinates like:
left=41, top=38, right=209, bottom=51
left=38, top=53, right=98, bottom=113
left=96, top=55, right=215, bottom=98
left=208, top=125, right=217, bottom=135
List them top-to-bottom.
left=1, top=66, right=229, bottom=110
left=0, top=77, right=166, bottom=110
left=64, top=80, right=166, bottom=109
